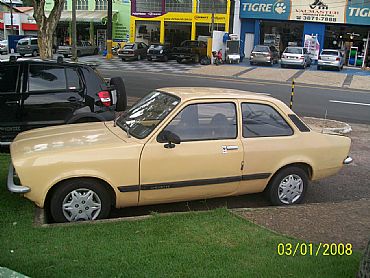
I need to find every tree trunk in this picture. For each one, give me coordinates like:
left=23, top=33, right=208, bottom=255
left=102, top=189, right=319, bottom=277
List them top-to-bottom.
left=33, top=0, right=64, bottom=60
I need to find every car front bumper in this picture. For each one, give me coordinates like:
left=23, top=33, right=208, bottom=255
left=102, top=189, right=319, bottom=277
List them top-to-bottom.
left=7, top=162, right=30, bottom=194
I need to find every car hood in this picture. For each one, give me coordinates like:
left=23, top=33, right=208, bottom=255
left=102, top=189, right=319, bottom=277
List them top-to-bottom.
left=10, top=122, right=126, bottom=158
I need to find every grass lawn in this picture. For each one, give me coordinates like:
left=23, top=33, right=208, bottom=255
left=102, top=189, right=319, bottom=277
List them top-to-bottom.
left=0, top=154, right=361, bottom=277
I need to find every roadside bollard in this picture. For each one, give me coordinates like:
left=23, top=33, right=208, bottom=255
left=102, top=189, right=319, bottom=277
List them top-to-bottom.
left=290, top=79, right=295, bottom=109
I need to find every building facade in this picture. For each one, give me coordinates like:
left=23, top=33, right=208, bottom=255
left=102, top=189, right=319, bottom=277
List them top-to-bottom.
left=45, top=0, right=131, bottom=50
left=130, top=0, right=231, bottom=46
left=235, top=0, right=370, bottom=61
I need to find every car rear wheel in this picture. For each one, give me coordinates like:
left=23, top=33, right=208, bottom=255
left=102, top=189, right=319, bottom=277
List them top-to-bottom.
left=110, top=76, right=127, bottom=111
left=266, top=167, right=308, bottom=206
left=50, top=179, right=111, bottom=223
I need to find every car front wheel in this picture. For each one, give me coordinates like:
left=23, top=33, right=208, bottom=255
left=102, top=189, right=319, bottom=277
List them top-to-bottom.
left=266, top=167, right=308, bottom=206
left=50, top=179, right=112, bottom=223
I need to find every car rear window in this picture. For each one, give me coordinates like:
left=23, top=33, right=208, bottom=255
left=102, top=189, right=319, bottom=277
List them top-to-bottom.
left=17, top=39, right=29, bottom=45
left=253, top=46, right=269, bottom=52
left=285, top=47, right=303, bottom=54
left=321, top=50, right=339, bottom=56
left=0, top=65, right=19, bottom=93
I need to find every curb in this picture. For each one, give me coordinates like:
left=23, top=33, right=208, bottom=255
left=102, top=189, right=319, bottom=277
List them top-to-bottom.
left=302, top=117, right=352, bottom=134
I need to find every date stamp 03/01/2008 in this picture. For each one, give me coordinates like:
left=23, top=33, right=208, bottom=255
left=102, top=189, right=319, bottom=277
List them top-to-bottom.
left=277, top=243, right=353, bottom=256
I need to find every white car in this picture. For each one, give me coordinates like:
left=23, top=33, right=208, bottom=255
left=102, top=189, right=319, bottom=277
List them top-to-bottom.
left=0, top=40, right=8, bottom=54
left=281, top=47, right=311, bottom=69
left=317, top=49, right=344, bottom=71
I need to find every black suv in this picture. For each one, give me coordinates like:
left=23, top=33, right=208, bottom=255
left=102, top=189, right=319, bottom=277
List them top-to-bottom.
left=0, top=57, right=127, bottom=151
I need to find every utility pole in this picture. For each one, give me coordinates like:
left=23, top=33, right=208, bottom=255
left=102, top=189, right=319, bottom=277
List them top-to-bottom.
left=10, top=0, right=14, bottom=35
left=71, top=0, right=77, bottom=61
left=106, top=0, right=113, bottom=59
left=211, top=0, right=215, bottom=38
left=362, top=31, right=369, bottom=69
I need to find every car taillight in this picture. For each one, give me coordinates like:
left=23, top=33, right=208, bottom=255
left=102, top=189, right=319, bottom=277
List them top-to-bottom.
left=300, top=56, right=304, bottom=60
left=336, top=57, right=340, bottom=61
left=98, top=91, right=111, bottom=107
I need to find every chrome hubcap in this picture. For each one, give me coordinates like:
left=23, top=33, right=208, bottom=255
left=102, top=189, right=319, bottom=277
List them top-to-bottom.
left=278, top=174, right=303, bottom=204
left=62, top=188, right=102, bottom=221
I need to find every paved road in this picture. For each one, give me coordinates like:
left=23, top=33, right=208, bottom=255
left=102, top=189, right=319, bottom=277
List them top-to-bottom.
left=101, top=69, right=370, bottom=125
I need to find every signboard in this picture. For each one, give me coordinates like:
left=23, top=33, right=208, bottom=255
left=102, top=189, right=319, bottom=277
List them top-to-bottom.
left=240, top=0, right=370, bottom=26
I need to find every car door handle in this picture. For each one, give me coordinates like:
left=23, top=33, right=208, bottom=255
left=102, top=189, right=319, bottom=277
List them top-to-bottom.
left=67, top=96, right=78, bottom=102
left=6, top=100, right=19, bottom=105
left=223, top=145, right=239, bottom=151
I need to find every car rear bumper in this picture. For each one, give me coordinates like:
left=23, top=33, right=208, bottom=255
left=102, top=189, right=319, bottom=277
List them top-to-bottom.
left=250, top=56, right=271, bottom=63
left=281, top=58, right=305, bottom=66
left=318, top=60, right=341, bottom=67
left=7, top=162, right=30, bottom=194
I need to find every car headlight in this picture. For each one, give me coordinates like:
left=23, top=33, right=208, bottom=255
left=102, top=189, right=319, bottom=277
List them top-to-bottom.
left=160, top=50, right=163, bottom=54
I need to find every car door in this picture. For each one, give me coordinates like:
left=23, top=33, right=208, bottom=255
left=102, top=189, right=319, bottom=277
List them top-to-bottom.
left=139, top=42, right=148, bottom=57
left=0, top=63, right=22, bottom=144
left=21, top=64, right=84, bottom=131
left=139, top=101, right=243, bottom=206
left=238, top=101, right=295, bottom=195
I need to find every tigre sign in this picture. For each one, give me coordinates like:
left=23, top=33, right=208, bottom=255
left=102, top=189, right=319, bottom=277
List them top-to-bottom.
left=239, top=0, right=370, bottom=26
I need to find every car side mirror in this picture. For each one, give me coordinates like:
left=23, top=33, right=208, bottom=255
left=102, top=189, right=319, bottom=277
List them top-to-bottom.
left=157, top=130, right=181, bottom=149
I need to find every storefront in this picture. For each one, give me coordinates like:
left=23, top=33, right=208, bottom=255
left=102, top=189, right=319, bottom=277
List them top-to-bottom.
left=130, top=0, right=230, bottom=46
left=237, top=0, right=370, bottom=64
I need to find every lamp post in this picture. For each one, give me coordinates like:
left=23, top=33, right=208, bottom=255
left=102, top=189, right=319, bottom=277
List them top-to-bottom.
left=71, top=0, right=77, bottom=61
left=106, top=0, right=113, bottom=59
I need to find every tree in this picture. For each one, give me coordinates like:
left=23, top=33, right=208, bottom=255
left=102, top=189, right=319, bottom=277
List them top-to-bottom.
left=33, top=0, right=65, bottom=59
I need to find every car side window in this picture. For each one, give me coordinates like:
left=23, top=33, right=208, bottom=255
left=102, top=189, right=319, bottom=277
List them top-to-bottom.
left=31, top=39, right=38, bottom=45
left=303, top=48, right=307, bottom=54
left=0, top=65, right=19, bottom=93
left=28, top=65, right=67, bottom=92
left=66, top=67, right=82, bottom=91
left=164, top=102, right=237, bottom=141
left=242, top=103, right=293, bottom=138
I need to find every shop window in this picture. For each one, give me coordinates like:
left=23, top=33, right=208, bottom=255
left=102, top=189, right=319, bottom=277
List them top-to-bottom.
left=76, top=0, right=88, bottom=10
left=95, top=0, right=107, bottom=10
left=136, top=0, right=162, bottom=12
left=165, top=0, right=192, bottom=12
left=197, top=0, right=226, bottom=14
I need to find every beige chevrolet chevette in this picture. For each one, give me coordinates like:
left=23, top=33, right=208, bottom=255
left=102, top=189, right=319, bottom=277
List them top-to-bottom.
left=8, top=88, right=352, bottom=222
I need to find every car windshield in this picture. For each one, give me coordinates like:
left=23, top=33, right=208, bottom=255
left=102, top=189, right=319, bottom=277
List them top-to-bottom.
left=17, top=39, right=29, bottom=45
left=181, top=41, right=198, bottom=47
left=123, top=44, right=135, bottom=49
left=149, top=44, right=163, bottom=49
left=253, top=46, right=269, bottom=52
left=285, top=47, right=302, bottom=54
left=321, top=50, right=339, bottom=56
left=116, top=91, right=180, bottom=139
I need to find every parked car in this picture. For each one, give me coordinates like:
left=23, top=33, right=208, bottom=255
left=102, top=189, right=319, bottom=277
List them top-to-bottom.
left=16, top=37, right=39, bottom=57
left=0, top=40, right=8, bottom=54
left=172, top=40, right=207, bottom=63
left=57, top=41, right=99, bottom=58
left=117, top=42, right=148, bottom=61
left=147, top=43, right=172, bottom=62
left=250, top=45, right=279, bottom=66
left=281, top=47, right=311, bottom=69
left=317, top=49, right=344, bottom=71
left=0, top=57, right=127, bottom=151
left=7, top=87, right=352, bottom=223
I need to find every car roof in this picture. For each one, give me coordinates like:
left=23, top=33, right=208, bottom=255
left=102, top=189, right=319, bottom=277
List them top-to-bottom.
left=0, top=57, right=93, bottom=68
left=159, top=87, right=280, bottom=102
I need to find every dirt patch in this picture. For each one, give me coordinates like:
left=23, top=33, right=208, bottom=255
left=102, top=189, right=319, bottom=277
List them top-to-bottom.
left=233, top=199, right=370, bottom=251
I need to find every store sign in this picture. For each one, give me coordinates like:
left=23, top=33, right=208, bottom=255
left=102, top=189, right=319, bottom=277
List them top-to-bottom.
left=240, top=0, right=291, bottom=20
left=240, top=0, right=370, bottom=26
left=290, top=0, right=346, bottom=24
left=346, top=0, right=370, bottom=25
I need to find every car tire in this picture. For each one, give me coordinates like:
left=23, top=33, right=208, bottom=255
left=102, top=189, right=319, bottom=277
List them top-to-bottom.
left=32, top=50, right=37, bottom=57
left=147, top=57, right=152, bottom=61
left=121, top=58, right=126, bottom=62
left=177, top=58, right=182, bottom=64
left=250, top=61, right=255, bottom=66
left=110, top=76, right=127, bottom=112
left=266, top=166, right=308, bottom=206
left=50, top=179, right=112, bottom=223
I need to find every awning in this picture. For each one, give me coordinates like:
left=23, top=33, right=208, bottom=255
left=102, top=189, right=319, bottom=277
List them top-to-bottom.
left=47, top=11, right=117, bottom=23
